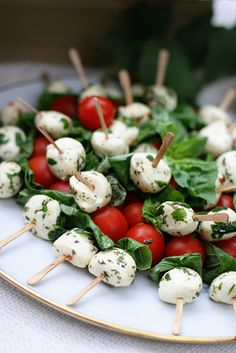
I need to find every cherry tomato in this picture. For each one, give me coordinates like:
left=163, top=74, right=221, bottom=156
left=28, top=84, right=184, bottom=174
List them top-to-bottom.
left=50, top=96, right=78, bottom=117
left=78, top=96, right=115, bottom=131
left=32, top=135, right=49, bottom=157
left=153, top=141, right=162, bottom=150
left=28, top=155, right=58, bottom=189
left=169, top=177, right=178, bottom=189
left=49, top=181, right=70, bottom=193
left=125, top=192, right=141, bottom=205
left=216, top=194, right=234, bottom=210
left=123, top=202, right=144, bottom=228
left=92, top=206, right=128, bottom=242
left=125, top=223, right=165, bottom=265
left=165, top=235, right=206, bottom=262
left=216, top=237, right=236, bottom=258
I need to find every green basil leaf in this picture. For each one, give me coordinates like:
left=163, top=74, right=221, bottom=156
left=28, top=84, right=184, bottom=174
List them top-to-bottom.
left=168, top=136, right=207, bottom=159
left=107, top=175, right=127, bottom=207
left=117, top=237, right=152, bottom=270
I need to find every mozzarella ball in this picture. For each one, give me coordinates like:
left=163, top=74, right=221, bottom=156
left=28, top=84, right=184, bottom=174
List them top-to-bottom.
left=47, top=81, right=72, bottom=94
left=80, top=84, right=106, bottom=101
left=131, top=84, right=145, bottom=98
left=106, top=86, right=122, bottom=101
left=145, top=86, right=177, bottom=111
left=1, top=100, right=27, bottom=125
left=118, top=103, right=151, bottom=125
left=199, top=105, right=231, bottom=126
left=35, top=111, right=72, bottom=139
left=110, top=120, right=139, bottom=146
left=199, top=121, right=232, bottom=158
left=0, top=126, right=26, bottom=161
left=91, top=131, right=129, bottom=157
left=47, top=137, right=86, bottom=180
left=134, top=143, right=157, bottom=154
left=217, top=151, right=236, bottom=192
left=130, top=153, right=171, bottom=193
left=0, top=161, right=21, bottom=198
left=69, top=171, right=112, bottom=213
left=24, top=195, right=62, bottom=240
left=156, top=201, right=198, bottom=236
left=199, top=207, right=236, bottom=241
left=53, top=228, right=98, bottom=268
left=88, top=248, right=136, bottom=287
left=159, top=268, right=203, bottom=304
left=209, top=272, right=236, bottom=304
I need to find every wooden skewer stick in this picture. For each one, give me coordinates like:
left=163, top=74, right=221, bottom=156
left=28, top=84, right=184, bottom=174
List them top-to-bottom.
left=68, top=48, right=89, bottom=89
left=155, top=49, right=169, bottom=87
left=119, top=69, right=133, bottom=106
left=218, top=88, right=236, bottom=111
left=16, top=97, right=39, bottom=114
left=94, top=97, right=109, bottom=138
left=228, top=122, right=236, bottom=134
left=37, top=125, right=63, bottom=154
left=152, top=132, right=174, bottom=168
left=74, top=171, right=95, bottom=191
left=216, top=184, right=236, bottom=193
left=193, top=213, right=229, bottom=222
left=0, top=223, right=34, bottom=251
left=27, top=254, right=68, bottom=285
left=67, top=274, right=104, bottom=306
left=172, top=297, right=184, bottom=336
left=232, top=297, right=236, bottom=316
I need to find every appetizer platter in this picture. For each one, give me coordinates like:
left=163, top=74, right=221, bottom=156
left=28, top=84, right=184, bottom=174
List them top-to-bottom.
left=1, top=49, right=236, bottom=343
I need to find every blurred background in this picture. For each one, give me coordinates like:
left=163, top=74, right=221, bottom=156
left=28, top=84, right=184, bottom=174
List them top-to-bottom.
left=0, top=0, right=236, bottom=102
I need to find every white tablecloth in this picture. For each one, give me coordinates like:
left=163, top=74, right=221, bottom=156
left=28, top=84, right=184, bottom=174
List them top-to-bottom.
left=0, top=63, right=235, bottom=353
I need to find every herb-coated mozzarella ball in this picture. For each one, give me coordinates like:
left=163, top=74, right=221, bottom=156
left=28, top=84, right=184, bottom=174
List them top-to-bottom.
left=47, top=81, right=72, bottom=94
left=80, top=84, right=106, bottom=101
left=145, top=86, right=177, bottom=111
left=1, top=100, right=27, bottom=125
left=118, top=103, right=151, bottom=125
left=199, top=106, right=231, bottom=126
left=35, top=111, right=72, bottom=139
left=110, top=120, right=139, bottom=146
left=199, top=121, right=232, bottom=158
left=0, top=126, right=26, bottom=161
left=91, top=131, right=129, bottom=157
left=46, top=137, right=86, bottom=180
left=133, top=143, right=157, bottom=154
left=217, top=151, right=236, bottom=192
left=130, top=153, right=171, bottom=193
left=0, top=161, right=21, bottom=198
left=69, top=171, right=112, bottom=213
left=24, top=195, right=62, bottom=240
left=156, top=201, right=198, bottom=236
left=199, top=207, right=236, bottom=241
left=53, top=228, right=98, bottom=268
left=88, top=248, right=136, bottom=287
left=159, top=268, right=203, bottom=304
left=209, top=272, right=236, bottom=304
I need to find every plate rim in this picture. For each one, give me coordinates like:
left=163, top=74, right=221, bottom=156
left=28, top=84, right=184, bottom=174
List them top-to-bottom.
left=1, top=77, right=236, bottom=344
left=1, top=269, right=235, bottom=344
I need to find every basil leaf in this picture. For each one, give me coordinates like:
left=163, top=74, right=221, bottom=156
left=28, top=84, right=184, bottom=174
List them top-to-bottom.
left=171, top=105, right=204, bottom=130
left=17, top=111, right=36, bottom=131
left=16, top=131, right=35, bottom=163
left=169, top=136, right=207, bottom=159
left=84, top=151, right=100, bottom=171
left=109, top=153, right=136, bottom=191
left=96, top=156, right=111, bottom=174
left=167, top=157, right=218, bottom=204
left=107, top=175, right=127, bottom=207
left=61, top=204, right=114, bottom=250
left=171, top=208, right=187, bottom=221
left=48, top=216, right=67, bottom=241
left=211, top=222, right=236, bottom=241
left=117, top=237, right=152, bottom=270
left=203, top=244, right=236, bottom=284
left=149, top=253, right=203, bottom=283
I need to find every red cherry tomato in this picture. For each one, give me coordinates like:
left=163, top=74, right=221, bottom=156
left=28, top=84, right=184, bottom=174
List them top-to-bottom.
left=50, top=96, right=78, bottom=117
left=78, top=96, right=115, bottom=131
left=32, top=136, right=49, bottom=157
left=152, top=141, right=162, bottom=150
left=28, top=155, right=58, bottom=189
left=169, top=177, right=178, bottom=189
left=49, top=181, right=70, bottom=193
left=125, top=192, right=141, bottom=205
left=216, top=194, right=234, bottom=210
left=123, top=202, right=144, bottom=228
left=92, top=206, right=128, bottom=242
left=125, top=223, right=165, bottom=265
left=165, top=235, right=206, bottom=262
left=216, top=237, right=236, bottom=258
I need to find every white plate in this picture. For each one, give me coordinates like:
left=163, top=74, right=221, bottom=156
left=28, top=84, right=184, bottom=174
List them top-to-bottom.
left=0, top=78, right=235, bottom=344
